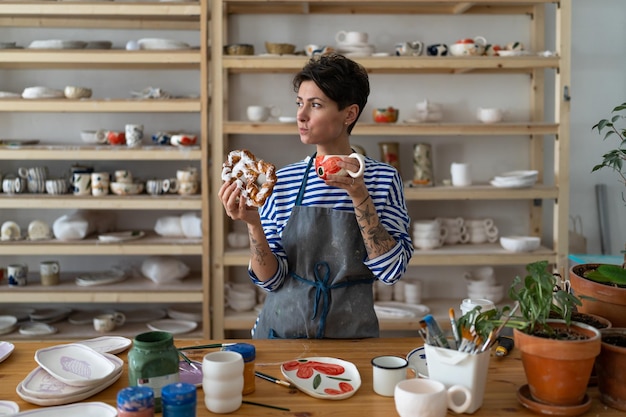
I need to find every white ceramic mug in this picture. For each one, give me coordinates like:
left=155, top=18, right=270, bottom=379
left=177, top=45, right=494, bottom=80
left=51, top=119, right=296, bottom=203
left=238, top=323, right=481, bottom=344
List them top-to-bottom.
left=335, top=30, right=368, bottom=45
left=125, top=123, right=144, bottom=147
left=451, top=162, right=472, bottom=186
left=177, top=168, right=199, bottom=182
left=71, top=172, right=92, bottom=196
left=45, top=178, right=68, bottom=195
left=40, top=260, right=60, bottom=286
left=7, top=263, right=28, bottom=287
left=93, top=312, right=126, bottom=333
left=202, top=351, right=244, bottom=414
left=372, top=355, right=409, bottom=397
left=394, top=378, right=472, bottom=417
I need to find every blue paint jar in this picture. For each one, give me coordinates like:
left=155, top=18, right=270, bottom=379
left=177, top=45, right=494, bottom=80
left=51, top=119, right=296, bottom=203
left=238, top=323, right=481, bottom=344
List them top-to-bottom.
left=162, top=382, right=197, bottom=417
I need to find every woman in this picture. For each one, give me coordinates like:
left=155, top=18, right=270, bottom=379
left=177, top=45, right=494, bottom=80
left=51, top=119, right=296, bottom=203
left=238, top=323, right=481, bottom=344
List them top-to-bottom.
left=219, top=53, right=413, bottom=339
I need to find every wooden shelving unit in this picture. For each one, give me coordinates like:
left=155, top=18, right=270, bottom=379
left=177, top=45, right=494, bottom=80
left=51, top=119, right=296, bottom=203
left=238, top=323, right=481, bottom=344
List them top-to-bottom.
left=0, top=0, right=211, bottom=339
left=210, top=0, right=571, bottom=338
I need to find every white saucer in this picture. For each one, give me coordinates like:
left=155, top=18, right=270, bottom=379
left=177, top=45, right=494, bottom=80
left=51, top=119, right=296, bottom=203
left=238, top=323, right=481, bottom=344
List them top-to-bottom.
left=27, top=40, right=87, bottom=49
left=21, top=86, right=65, bottom=99
left=0, top=91, right=21, bottom=98
left=278, top=116, right=297, bottom=123
left=1, top=221, right=21, bottom=241
left=0, top=307, right=35, bottom=322
left=30, top=307, right=72, bottom=323
left=147, top=319, right=197, bottom=335
left=19, top=323, right=57, bottom=336
left=76, top=336, right=132, bottom=355
left=0, top=341, right=15, bottom=363
left=0, top=401, right=19, bottom=416
left=8, top=401, right=117, bottom=416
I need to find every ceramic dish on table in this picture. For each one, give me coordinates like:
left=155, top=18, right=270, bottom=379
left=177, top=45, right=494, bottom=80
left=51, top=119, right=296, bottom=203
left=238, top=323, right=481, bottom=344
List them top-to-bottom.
left=0, top=341, right=15, bottom=363
left=34, top=344, right=116, bottom=387
left=406, top=346, right=429, bottom=378
left=281, top=357, right=361, bottom=400
left=179, top=359, right=203, bottom=387
left=0, top=401, right=19, bottom=416
left=9, top=402, right=116, bottom=417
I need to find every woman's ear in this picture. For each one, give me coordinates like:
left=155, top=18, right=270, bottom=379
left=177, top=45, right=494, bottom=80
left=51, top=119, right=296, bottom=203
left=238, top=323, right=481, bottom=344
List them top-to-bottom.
left=345, top=103, right=360, bottom=125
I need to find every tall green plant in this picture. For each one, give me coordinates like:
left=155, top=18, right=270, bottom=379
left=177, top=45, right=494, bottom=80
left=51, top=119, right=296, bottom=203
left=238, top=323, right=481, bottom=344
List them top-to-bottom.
left=592, top=102, right=626, bottom=203
left=506, top=261, right=582, bottom=334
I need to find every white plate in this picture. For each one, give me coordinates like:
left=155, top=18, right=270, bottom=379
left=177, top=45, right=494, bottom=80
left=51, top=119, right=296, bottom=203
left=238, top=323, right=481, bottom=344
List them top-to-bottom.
left=27, top=40, right=87, bottom=50
left=497, top=50, right=531, bottom=57
left=21, top=86, right=65, bottom=99
left=0, top=91, right=21, bottom=98
left=278, top=116, right=297, bottom=123
left=494, top=170, right=538, bottom=181
left=490, top=179, right=536, bottom=188
left=1, top=221, right=21, bottom=241
left=97, top=230, right=145, bottom=242
left=75, top=268, right=126, bottom=287
left=374, top=302, right=430, bottom=319
left=167, top=305, right=203, bottom=322
left=29, top=307, right=72, bottom=323
left=123, top=308, right=167, bottom=323
left=0, top=316, right=17, bottom=334
left=147, top=319, right=197, bottom=335
left=19, top=323, right=57, bottom=336
left=76, top=336, right=132, bottom=354
left=0, top=341, right=15, bottom=363
left=34, top=344, right=115, bottom=387
left=406, top=346, right=429, bottom=378
left=21, top=353, right=122, bottom=399
left=281, top=357, right=361, bottom=400
left=179, top=359, right=203, bottom=387
left=0, top=401, right=19, bottom=416
left=11, top=402, right=116, bottom=416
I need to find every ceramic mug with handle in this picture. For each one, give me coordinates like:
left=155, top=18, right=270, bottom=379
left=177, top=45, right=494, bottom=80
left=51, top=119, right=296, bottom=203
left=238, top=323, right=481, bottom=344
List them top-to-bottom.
left=315, top=153, right=365, bottom=180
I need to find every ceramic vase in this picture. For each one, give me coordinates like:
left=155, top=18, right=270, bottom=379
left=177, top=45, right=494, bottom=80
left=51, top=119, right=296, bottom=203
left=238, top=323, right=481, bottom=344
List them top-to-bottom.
left=412, top=143, right=433, bottom=186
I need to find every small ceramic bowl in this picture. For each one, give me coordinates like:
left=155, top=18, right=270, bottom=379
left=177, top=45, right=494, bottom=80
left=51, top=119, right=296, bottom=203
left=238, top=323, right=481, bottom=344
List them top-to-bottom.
left=265, top=42, right=296, bottom=55
left=224, top=43, right=254, bottom=55
left=64, top=86, right=92, bottom=99
left=373, top=107, right=399, bottom=123
left=80, top=130, right=107, bottom=144
left=110, top=182, right=144, bottom=196
left=500, top=236, right=540, bottom=252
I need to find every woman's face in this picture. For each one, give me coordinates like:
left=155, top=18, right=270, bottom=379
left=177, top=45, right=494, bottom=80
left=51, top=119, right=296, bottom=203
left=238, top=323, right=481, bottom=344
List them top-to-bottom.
left=296, top=80, right=351, bottom=148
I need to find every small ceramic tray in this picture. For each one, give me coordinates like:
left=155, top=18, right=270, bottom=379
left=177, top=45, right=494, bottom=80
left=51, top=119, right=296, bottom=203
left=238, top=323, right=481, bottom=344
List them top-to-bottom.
left=374, top=302, right=430, bottom=319
left=147, top=319, right=197, bottom=335
left=76, top=336, right=131, bottom=354
left=0, top=341, right=15, bottom=363
left=34, top=344, right=115, bottom=387
left=22, top=353, right=122, bottom=399
left=281, top=357, right=361, bottom=400
left=0, top=401, right=19, bottom=416
left=10, top=402, right=116, bottom=416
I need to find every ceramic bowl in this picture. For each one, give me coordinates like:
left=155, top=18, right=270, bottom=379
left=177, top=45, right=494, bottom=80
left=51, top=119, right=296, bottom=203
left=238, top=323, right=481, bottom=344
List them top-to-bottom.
left=137, top=38, right=190, bottom=50
left=265, top=42, right=296, bottom=55
left=224, top=43, right=254, bottom=55
left=64, top=86, right=92, bottom=99
left=373, top=107, right=399, bottom=123
left=477, top=107, right=503, bottom=123
left=80, top=130, right=107, bottom=144
left=170, top=134, right=198, bottom=147
left=110, top=182, right=144, bottom=196
left=500, top=236, right=540, bottom=252
left=0, top=315, right=17, bottom=335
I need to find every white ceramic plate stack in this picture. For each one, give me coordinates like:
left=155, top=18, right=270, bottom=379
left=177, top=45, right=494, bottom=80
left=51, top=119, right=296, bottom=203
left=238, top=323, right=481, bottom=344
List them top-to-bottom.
left=137, top=38, right=191, bottom=50
left=27, top=40, right=87, bottom=49
left=335, top=42, right=375, bottom=57
left=490, top=170, right=538, bottom=188
left=374, top=301, right=430, bottom=319
left=0, top=315, right=17, bottom=335
left=75, top=336, right=132, bottom=355
left=16, top=344, right=122, bottom=406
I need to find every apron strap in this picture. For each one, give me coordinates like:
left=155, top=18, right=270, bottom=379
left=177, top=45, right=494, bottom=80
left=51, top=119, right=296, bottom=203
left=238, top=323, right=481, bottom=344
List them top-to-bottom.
left=295, top=153, right=316, bottom=206
left=291, top=261, right=375, bottom=338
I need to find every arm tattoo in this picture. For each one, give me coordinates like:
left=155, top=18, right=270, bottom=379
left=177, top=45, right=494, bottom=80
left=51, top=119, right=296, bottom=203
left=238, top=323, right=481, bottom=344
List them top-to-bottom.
left=355, top=202, right=375, bottom=224
left=366, top=223, right=396, bottom=253
left=249, top=233, right=268, bottom=265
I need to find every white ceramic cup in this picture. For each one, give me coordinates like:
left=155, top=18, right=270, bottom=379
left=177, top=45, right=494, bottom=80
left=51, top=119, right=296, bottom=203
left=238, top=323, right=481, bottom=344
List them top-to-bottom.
left=335, top=30, right=368, bottom=45
left=246, top=105, right=280, bottom=122
left=125, top=123, right=144, bottom=147
left=451, top=162, right=472, bottom=186
left=177, top=168, right=199, bottom=182
left=114, top=170, right=133, bottom=184
left=71, top=172, right=91, bottom=196
left=91, top=172, right=110, bottom=187
left=45, top=178, right=68, bottom=195
left=414, top=228, right=447, bottom=240
left=413, top=236, right=444, bottom=250
left=40, top=260, right=60, bottom=286
left=7, top=263, right=28, bottom=287
left=404, top=281, right=423, bottom=304
left=93, top=312, right=126, bottom=333
left=203, top=351, right=244, bottom=414
left=372, top=355, right=409, bottom=397
left=394, top=378, right=472, bottom=417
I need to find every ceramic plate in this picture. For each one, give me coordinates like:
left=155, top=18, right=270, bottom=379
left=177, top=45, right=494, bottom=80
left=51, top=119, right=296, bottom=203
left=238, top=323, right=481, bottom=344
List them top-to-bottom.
left=0, top=91, right=21, bottom=98
left=278, top=116, right=297, bottom=123
left=0, top=140, right=40, bottom=147
left=494, top=170, right=538, bottom=180
left=490, top=179, right=536, bottom=188
left=97, top=230, right=145, bottom=242
left=75, top=268, right=126, bottom=287
left=374, top=302, right=430, bottom=319
left=167, top=305, right=203, bottom=322
left=29, top=307, right=72, bottom=323
left=0, top=308, right=33, bottom=322
left=123, top=308, right=167, bottom=323
left=0, top=316, right=17, bottom=335
left=147, top=319, right=197, bottom=335
left=19, top=323, right=57, bottom=336
left=75, top=336, right=132, bottom=354
left=0, top=341, right=15, bottom=363
left=34, top=344, right=116, bottom=387
left=406, top=346, right=429, bottom=378
left=21, top=353, right=122, bottom=399
left=281, top=357, right=361, bottom=400
left=179, top=359, right=203, bottom=387
left=0, top=401, right=19, bottom=416
left=11, top=402, right=116, bottom=416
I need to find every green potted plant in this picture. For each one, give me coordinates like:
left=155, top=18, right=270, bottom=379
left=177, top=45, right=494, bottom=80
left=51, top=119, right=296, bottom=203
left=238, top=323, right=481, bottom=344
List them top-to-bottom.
left=569, top=102, right=626, bottom=327
left=504, top=261, right=601, bottom=408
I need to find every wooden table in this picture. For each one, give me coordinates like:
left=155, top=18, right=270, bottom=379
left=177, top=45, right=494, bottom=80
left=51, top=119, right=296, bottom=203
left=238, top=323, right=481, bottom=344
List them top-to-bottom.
left=1, top=338, right=618, bottom=416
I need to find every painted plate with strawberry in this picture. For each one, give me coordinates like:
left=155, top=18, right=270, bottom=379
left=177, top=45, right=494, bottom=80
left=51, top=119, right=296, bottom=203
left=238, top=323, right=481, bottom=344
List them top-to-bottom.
left=280, top=357, right=361, bottom=400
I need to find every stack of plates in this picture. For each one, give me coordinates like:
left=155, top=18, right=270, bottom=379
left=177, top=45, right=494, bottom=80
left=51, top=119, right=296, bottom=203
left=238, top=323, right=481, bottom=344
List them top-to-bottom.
left=335, top=42, right=375, bottom=57
left=490, top=170, right=538, bottom=188
left=374, top=302, right=430, bottom=319
left=29, top=307, right=72, bottom=324
left=0, top=315, right=17, bottom=335
left=19, top=323, right=57, bottom=337
left=16, top=344, right=123, bottom=406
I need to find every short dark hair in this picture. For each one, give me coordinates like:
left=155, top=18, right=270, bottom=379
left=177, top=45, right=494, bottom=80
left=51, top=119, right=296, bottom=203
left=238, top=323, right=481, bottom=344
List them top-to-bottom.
left=293, top=53, right=370, bottom=134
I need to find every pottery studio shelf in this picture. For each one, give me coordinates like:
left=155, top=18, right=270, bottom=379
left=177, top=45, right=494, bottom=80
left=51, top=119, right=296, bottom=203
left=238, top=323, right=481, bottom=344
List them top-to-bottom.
left=0, top=145, right=201, bottom=161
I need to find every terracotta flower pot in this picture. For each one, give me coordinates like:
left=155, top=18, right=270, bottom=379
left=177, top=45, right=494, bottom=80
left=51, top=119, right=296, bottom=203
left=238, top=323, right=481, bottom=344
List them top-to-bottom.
left=570, top=264, right=626, bottom=327
left=514, top=320, right=601, bottom=406
left=596, top=328, right=626, bottom=411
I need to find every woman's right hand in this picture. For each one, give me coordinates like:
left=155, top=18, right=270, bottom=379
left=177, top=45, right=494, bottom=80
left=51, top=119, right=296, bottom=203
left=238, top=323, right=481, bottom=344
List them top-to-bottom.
left=218, top=181, right=260, bottom=224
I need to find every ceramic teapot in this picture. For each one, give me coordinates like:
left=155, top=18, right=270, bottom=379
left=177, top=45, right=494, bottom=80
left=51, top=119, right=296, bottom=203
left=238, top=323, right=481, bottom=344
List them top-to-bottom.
left=449, top=36, right=487, bottom=56
left=395, top=41, right=424, bottom=57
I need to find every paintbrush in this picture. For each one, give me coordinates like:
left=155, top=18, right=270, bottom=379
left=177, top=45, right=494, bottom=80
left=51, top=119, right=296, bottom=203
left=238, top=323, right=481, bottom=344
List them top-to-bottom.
left=449, top=308, right=461, bottom=349
left=177, top=343, right=235, bottom=351
left=178, top=350, right=199, bottom=371
left=255, top=371, right=296, bottom=389
left=242, top=400, right=290, bottom=412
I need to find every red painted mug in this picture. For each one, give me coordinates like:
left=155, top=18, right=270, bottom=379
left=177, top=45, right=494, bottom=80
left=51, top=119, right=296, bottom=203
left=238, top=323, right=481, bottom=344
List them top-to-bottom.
left=315, top=153, right=365, bottom=180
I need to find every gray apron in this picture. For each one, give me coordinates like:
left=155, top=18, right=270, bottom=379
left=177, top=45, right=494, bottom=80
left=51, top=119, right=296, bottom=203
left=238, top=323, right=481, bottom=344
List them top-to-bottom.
left=254, top=154, right=379, bottom=339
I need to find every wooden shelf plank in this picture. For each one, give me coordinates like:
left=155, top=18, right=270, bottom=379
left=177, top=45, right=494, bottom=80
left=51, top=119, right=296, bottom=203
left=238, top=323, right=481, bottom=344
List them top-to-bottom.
left=0, top=2, right=202, bottom=17
left=223, top=56, right=560, bottom=73
left=0, top=99, right=201, bottom=112
left=224, top=121, right=559, bottom=136
left=0, top=145, right=201, bottom=160
left=404, top=184, right=559, bottom=200
left=0, top=194, right=202, bottom=209
left=0, top=233, right=203, bottom=255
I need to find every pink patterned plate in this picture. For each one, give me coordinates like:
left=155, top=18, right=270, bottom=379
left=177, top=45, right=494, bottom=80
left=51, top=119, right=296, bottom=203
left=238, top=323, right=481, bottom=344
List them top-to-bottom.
left=34, top=344, right=115, bottom=387
left=280, top=357, right=361, bottom=400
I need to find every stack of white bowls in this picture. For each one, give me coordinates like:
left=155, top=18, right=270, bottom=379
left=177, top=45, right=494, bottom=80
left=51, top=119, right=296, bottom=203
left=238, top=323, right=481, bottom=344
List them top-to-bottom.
left=490, top=170, right=538, bottom=188
left=436, top=217, right=469, bottom=245
left=464, top=218, right=499, bottom=244
left=412, top=219, right=446, bottom=250
left=464, top=266, right=504, bottom=303
left=225, top=283, right=256, bottom=312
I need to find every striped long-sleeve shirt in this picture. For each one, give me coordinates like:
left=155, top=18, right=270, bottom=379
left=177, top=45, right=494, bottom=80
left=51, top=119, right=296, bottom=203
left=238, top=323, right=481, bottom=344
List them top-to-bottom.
left=248, top=155, right=414, bottom=290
